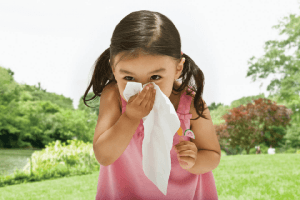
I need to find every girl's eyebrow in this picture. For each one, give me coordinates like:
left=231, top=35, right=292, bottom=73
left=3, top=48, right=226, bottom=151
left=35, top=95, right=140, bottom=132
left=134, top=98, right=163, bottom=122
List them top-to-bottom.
left=119, top=68, right=166, bottom=75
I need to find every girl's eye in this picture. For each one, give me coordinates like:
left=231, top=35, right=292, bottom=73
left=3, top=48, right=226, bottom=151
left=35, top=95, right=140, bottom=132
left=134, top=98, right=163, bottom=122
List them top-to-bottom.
left=124, top=75, right=161, bottom=81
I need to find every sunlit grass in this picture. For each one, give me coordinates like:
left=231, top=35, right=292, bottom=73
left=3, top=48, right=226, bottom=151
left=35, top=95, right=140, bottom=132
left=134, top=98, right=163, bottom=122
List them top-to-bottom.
left=0, top=153, right=299, bottom=200
left=214, top=153, right=300, bottom=200
left=0, top=172, right=98, bottom=200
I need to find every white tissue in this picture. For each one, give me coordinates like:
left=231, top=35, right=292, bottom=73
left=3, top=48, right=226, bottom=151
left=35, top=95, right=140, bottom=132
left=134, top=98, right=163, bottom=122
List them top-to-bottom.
left=123, top=82, right=181, bottom=196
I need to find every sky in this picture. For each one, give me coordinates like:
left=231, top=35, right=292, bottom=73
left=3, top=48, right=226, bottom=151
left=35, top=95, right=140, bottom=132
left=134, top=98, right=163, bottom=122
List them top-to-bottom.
left=0, top=0, right=299, bottom=109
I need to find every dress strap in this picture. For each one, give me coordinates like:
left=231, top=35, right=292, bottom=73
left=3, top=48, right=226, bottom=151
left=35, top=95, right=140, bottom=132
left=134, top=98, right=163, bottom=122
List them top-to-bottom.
left=176, top=86, right=195, bottom=115
left=176, top=86, right=195, bottom=134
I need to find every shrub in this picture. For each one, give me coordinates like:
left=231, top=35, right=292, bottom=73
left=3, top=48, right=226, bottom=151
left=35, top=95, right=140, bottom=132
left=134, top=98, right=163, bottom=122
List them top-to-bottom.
left=0, top=139, right=100, bottom=187
left=22, top=140, right=99, bottom=175
left=249, top=148, right=257, bottom=154
left=285, top=148, right=296, bottom=154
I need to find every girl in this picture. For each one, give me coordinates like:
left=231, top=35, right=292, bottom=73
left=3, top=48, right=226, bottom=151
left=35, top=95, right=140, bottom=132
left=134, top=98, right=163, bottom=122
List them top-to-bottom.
left=84, top=10, right=221, bottom=200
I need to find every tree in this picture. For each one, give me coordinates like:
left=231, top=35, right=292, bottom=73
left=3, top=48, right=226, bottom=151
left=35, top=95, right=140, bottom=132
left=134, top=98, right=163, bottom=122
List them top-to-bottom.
left=245, top=11, right=300, bottom=150
left=246, top=13, right=300, bottom=119
left=0, top=66, right=98, bottom=148
left=0, top=67, right=18, bottom=97
left=18, top=83, right=74, bottom=110
left=216, top=98, right=293, bottom=154
left=208, top=102, right=224, bottom=111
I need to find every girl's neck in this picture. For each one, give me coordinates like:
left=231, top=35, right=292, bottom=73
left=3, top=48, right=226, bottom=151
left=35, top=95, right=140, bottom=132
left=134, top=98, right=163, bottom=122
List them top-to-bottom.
left=169, top=81, right=184, bottom=109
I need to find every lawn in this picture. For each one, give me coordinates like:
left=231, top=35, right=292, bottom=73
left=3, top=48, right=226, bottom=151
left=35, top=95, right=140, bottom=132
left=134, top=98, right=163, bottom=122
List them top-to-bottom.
left=0, top=153, right=299, bottom=200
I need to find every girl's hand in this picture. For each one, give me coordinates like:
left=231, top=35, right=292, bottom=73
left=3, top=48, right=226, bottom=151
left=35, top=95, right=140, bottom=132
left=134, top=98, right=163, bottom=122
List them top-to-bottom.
left=125, top=83, right=156, bottom=121
left=173, top=137, right=198, bottom=170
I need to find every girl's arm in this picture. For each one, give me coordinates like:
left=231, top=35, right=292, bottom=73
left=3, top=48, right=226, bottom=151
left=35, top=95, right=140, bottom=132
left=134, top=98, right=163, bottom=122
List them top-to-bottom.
left=93, top=85, right=140, bottom=166
left=187, top=102, right=221, bottom=174
left=94, top=113, right=140, bottom=166
left=186, top=149, right=221, bottom=175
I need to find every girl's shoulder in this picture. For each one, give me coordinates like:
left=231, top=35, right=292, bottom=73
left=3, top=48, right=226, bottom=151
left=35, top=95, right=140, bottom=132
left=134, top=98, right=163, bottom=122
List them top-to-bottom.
left=103, top=81, right=122, bottom=113
left=113, top=82, right=122, bottom=113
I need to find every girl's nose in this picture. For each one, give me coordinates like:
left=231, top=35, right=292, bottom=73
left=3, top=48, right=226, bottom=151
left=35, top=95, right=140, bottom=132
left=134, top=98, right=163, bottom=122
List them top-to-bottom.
left=144, top=83, right=154, bottom=88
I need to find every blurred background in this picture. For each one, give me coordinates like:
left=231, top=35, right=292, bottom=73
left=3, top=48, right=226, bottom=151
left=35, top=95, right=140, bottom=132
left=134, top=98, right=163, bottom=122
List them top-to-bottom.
left=0, top=0, right=299, bottom=194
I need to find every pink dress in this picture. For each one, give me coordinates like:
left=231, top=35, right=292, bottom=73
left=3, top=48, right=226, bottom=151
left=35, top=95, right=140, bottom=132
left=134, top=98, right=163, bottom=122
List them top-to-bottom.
left=95, top=88, right=218, bottom=200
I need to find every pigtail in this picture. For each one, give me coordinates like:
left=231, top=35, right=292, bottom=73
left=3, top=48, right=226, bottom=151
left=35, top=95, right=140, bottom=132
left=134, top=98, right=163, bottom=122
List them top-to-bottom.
left=83, top=47, right=115, bottom=108
left=178, top=53, right=209, bottom=121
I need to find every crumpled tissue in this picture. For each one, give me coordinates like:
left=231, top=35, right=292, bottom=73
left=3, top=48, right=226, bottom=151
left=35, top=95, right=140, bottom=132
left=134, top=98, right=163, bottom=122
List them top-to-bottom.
left=123, top=81, right=180, bottom=196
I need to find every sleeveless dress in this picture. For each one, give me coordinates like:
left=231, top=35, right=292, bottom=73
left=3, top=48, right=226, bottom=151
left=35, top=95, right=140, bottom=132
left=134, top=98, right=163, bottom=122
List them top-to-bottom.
left=95, top=87, right=219, bottom=200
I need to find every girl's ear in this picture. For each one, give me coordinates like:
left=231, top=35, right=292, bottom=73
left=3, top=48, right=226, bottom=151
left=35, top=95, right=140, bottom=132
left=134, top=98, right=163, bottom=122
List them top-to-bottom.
left=177, top=57, right=185, bottom=69
left=174, top=58, right=185, bottom=80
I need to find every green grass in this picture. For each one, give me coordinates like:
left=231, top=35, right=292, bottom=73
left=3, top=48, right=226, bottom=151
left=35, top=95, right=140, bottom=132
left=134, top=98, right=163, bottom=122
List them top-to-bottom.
left=0, top=153, right=299, bottom=200
left=214, top=153, right=300, bottom=200
left=0, top=172, right=99, bottom=200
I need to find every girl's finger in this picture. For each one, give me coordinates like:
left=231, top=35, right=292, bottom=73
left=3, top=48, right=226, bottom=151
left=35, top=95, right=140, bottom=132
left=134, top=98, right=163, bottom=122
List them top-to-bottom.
left=137, top=85, right=150, bottom=105
left=143, top=86, right=153, bottom=108
left=149, top=88, right=155, bottom=108
left=176, top=143, right=191, bottom=152
left=178, top=150, right=197, bottom=159
left=179, top=156, right=194, bottom=164
left=179, top=160, right=188, bottom=166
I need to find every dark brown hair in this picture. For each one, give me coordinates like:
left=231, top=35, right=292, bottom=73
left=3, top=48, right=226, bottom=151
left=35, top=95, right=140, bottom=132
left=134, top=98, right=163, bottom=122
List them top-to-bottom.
left=83, top=10, right=208, bottom=120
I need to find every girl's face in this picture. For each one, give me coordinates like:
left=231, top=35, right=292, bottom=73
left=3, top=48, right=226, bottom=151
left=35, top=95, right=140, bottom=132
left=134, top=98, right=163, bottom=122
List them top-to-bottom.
left=110, top=52, right=185, bottom=101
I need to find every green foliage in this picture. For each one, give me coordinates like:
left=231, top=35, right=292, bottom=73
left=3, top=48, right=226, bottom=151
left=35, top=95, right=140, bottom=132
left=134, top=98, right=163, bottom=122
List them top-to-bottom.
left=0, top=66, right=98, bottom=148
left=0, top=67, right=18, bottom=96
left=17, top=82, right=74, bottom=110
left=77, top=92, right=100, bottom=116
left=230, top=93, right=266, bottom=109
left=267, top=94, right=300, bottom=148
left=207, top=102, right=224, bottom=111
left=210, top=104, right=232, bottom=125
left=0, top=140, right=99, bottom=187
left=25, top=140, right=99, bottom=172
left=239, top=143, right=269, bottom=155
left=256, top=143, right=270, bottom=154
left=240, top=147, right=259, bottom=155
left=285, top=148, right=297, bottom=154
